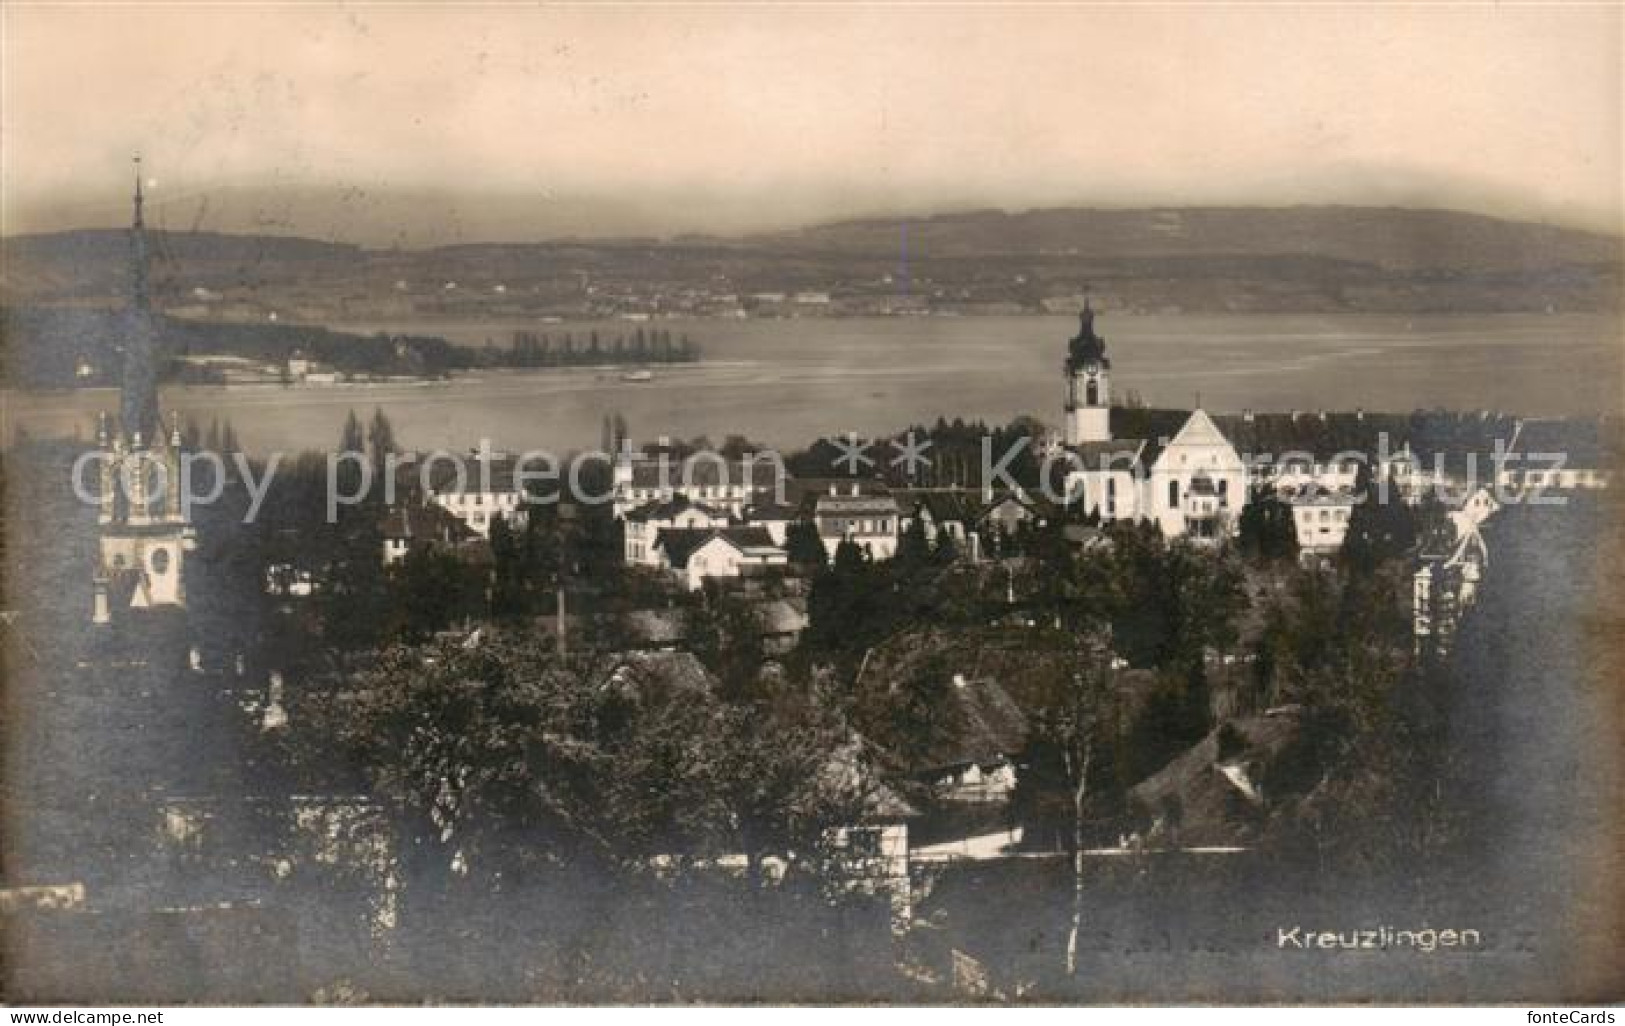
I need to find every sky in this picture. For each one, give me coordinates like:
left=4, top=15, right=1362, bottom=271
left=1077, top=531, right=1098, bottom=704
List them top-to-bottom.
left=2, top=3, right=1620, bottom=245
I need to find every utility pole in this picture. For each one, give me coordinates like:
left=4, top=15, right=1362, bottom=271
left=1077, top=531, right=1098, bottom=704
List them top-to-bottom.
left=557, top=501, right=577, bottom=659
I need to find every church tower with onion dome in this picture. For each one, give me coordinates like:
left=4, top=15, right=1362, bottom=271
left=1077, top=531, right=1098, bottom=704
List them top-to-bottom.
left=1063, top=299, right=1112, bottom=445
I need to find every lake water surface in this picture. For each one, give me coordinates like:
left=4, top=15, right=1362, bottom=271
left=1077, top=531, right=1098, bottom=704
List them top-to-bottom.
left=4, top=313, right=1618, bottom=454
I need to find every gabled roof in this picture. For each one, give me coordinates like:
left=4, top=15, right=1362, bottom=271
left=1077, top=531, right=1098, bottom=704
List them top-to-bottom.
left=1065, top=408, right=1221, bottom=472
left=1108, top=408, right=1197, bottom=462
left=1214, top=411, right=1386, bottom=462
left=1510, top=416, right=1622, bottom=467
left=1067, top=439, right=1150, bottom=473
left=621, top=455, right=786, bottom=491
left=424, top=456, right=530, bottom=495
left=785, top=477, right=892, bottom=509
left=1281, top=482, right=1355, bottom=506
left=894, top=488, right=983, bottom=524
left=979, top=490, right=1035, bottom=517
left=623, top=492, right=725, bottom=524
left=811, top=492, right=901, bottom=516
left=742, top=499, right=800, bottom=522
left=379, top=502, right=477, bottom=543
left=654, top=526, right=781, bottom=568
left=756, top=597, right=809, bottom=635
left=595, top=650, right=717, bottom=698
left=916, top=677, right=1030, bottom=774
left=1127, top=712, right=1305, bottom=847
left=818, top=736, right=922, bottom=822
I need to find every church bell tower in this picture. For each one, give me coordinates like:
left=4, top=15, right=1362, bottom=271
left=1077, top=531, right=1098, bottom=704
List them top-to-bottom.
left=92, top=157, right=194, bottom=624
left=1063, top=300, right=1111, bottom=445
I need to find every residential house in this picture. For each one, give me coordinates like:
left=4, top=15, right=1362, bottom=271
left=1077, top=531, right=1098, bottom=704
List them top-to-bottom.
left=1497, top=417, right=1619, bottom=494
left=612, top=449, right=787, bottom=518
left=426, top=457, right=530, bottom=539
left=794, top=480, right=902, bottom=560
left=1283, top=484, right=1355, bottom=557
left=896, top=488, right=980, bottom=545
left=977, top=490, right=1040, bottom=542
left=623, top=493, right=728, bottom=566
left=740, top=499, right=801, bottom=547
left=379, top=503, right=481, bottom=566
left=1413, top=510, right=1492, bottom=658
left=654, top=526, right=788, bottom=591
left=757, top=597, right=809, bottom=654
left=917, top=675, right=1029, bottom=804
left=1126, top=710, right=1306, bottom=849
left=818, top=737, right=921, bottom=931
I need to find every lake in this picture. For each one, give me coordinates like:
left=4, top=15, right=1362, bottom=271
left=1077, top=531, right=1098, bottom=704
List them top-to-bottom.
left=4, top=313, right=1618, bottom=455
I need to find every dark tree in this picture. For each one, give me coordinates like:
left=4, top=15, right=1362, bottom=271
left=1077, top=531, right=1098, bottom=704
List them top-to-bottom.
left=1341, top=462, right=1416, bottom=574
left=1237, top=485, right=1299, bottom=563
left=784, top=520, right=828, bottom=570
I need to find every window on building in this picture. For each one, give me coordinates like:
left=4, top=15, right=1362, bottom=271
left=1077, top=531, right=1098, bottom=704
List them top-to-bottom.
left=1086, top=379, right=1099, bottom=405
left=1218, top=479, right=1229, bottom=507
left=1168, top=480, right=1180, bottom=508
left=846, top=827, right=884, bottom=859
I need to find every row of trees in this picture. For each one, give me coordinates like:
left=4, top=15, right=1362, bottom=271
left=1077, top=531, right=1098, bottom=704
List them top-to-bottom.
left=485, top=327, right=700, bottom=368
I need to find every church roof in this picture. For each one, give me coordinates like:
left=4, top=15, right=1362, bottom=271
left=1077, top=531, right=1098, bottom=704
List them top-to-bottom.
left=1065, top=408, right=1225, bottom=471
left=1107, top=408, right=1198, bottom=466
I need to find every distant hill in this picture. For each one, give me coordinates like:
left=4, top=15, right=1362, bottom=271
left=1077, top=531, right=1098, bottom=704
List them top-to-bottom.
left=2, top=205, right=1619, bottom=316
left=758, top=205, right=1622, bottom=273
left=0, top=230, right=360, bottom=305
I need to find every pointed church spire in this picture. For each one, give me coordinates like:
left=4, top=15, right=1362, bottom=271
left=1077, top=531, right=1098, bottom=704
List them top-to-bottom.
left=120, top=155, right=160, bottom=442
left=130, top=155, right=150, bottom=313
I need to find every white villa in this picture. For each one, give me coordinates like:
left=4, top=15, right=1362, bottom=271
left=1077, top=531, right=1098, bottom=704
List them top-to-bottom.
left=612, top=449, right=786, bottom=518
left=427, top=457, right=530, bottom=539
left=799, top=480, right=902, bottom=560
left=1284, top=485, right=1355, bottom=557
